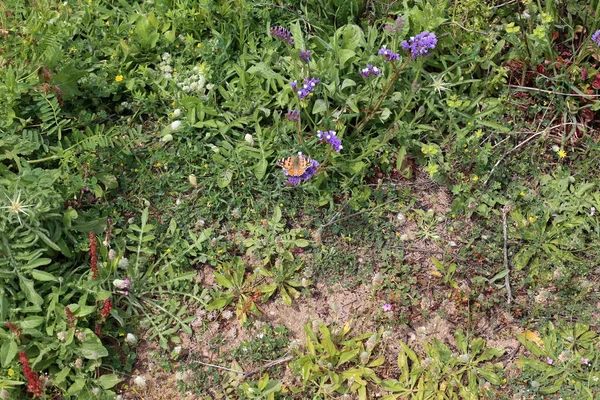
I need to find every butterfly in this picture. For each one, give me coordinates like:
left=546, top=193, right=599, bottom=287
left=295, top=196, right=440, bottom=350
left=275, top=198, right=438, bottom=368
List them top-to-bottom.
left=277, top=154, right=311, bottom=177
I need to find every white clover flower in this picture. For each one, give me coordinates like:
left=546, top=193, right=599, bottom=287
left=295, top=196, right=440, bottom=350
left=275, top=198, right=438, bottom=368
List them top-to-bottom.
left=173, top=108, right=181, bottom=117
left=171, top=120, right=182, bottom=130
left=245, top=134, right=254, bottom=145
left=108, top=249, right=116, bottom=260
left=118, top=257, right=129, bottom=268
left=222, top=310, right=233, bottom=320
left=57, top=331, right=67, bottom=341
left=125, top=333, right=138, bottom=345
left=173, top=346, right=182, bottom=355
left=133, top=375, right=147, bottom=388
left=91, top=387, right=100, bottom=396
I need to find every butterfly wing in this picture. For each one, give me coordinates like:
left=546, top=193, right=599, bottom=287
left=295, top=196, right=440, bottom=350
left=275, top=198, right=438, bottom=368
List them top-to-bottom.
left=278, top=155, right=310, bottom=177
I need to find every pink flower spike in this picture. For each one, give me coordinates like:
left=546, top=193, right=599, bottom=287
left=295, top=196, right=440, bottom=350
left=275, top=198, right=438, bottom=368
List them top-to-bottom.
left=382, top=303, right=393, bottom=312
left=546, top=357, right=553, bottom=365
left=582, top=357, right=589, bottom=365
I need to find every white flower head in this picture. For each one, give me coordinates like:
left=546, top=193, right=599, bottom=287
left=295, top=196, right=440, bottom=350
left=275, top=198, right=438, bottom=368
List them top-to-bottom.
left=173, top=108, right=181, bottom=117
left=171, top=120, right=182, bottom=130
left=244, top=134, right=254, bottom=145
left=125, top=333, right=138, bottom=345
left=133, top=375, right=147, bottom=388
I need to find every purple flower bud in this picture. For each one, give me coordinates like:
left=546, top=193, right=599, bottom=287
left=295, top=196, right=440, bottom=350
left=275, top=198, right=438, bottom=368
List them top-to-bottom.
left=270, top=26, right=294, bottom=45
left=592, top=30, right=600, bottom=46
left=401, top=31, right=437, bottom=58
left=378, top=46, right=400, bottom=62
left=299, top=50, right=311, bottom=63
left=360, top=64, right=381, bottom=78
left=292, top=77, right=320, bottom=100
left=286, top=110, right=300, bottom=121
left=317, top=130, right=342, bottom=152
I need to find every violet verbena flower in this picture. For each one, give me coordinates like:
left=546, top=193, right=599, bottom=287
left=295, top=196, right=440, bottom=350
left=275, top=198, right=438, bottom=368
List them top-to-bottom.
left=270, top=26, right=294, bottom=45
left=592, top=30, right=600, bottom=46
left=401, top=31, right=437, bottom=58
left=378, top=46, right=400, bottom=62
left=299, top=50, right=311, bottom=63
left=360, top=64, right=381, bottom=78
left=291, top=77, right=320, bottom=100
left=286, top=109, right=300, bottom=121
left=317, top=130, right=343, bottom=152
left=283, top=155, right=320, bottom=186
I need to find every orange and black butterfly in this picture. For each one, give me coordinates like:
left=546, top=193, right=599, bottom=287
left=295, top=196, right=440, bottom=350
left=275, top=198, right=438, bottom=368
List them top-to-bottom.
left=277, top=154, right=311, bottom=177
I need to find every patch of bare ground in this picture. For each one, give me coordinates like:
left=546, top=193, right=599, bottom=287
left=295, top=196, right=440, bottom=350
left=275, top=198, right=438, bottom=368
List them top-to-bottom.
left=120, top=168, right=523, bottom=399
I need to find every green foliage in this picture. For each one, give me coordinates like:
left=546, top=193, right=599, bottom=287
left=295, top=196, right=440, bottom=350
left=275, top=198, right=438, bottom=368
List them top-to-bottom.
left=510, top=168, right=599, bottom=280
left=118, top=208, right=211, bottom=349
left=292, top=322, right=385, bottom=399
left=516, top=322, right=600, bottom=397
left=381, top=330, right=504, bottom=399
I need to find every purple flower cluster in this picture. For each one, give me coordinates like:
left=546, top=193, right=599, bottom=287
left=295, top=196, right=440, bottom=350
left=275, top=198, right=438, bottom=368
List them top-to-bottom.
left=270, top=26, right=294, bottom=45
left=592, top=30, right=600, bottom=46
left=401, top=31, right=437, bottom=58
left=378, top=46, right=400, bottom=62
left=299, top=50, right=311, bottom=63
left=360, top=64, right=381, bottom=78
left=291, top=77, right=320, bottom=100
left=286, top=109, right=300, bottom=121
left=317, top=130, right=342, bottom=152
left=286, top=155, right=320, bottom=186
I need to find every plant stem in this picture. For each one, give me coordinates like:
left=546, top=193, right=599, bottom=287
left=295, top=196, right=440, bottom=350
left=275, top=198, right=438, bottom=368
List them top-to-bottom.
left=355, top=57, right=412, bottom=132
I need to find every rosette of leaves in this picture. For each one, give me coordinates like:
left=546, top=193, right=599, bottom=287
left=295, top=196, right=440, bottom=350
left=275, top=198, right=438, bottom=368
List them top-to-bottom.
left=243, top=206, right=309, bottom=266
left=206, top=256, right=261, bottom=323
left=291, top=322, right=384, bottom=400
left=516, top=322, right=600, bottom=396
left=381, top=330, right=504, bottom=399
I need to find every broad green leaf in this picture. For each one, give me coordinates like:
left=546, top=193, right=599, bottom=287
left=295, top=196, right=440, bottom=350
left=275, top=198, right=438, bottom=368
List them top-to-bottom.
left=338, top=49, right=355, bottom=68
left=312, top=99, right=327, bottom=114
left=254, top=158, right=268, bottom=180
left=217, top=170, right=233, bottom=188
left=23, top=258, right=52, bottom=270
left=30, top=270, right=58, bottom=282
left=19, top=276, right=43, bottom=306
left=20, top=316, right=44, bottom=329
left=0, top=339, right=18, bottom=367
left=80, top=340, right=109, bottom=360
left=98, top=374, right=122, bottom=389
left=67, top=378, right=85, bottom=395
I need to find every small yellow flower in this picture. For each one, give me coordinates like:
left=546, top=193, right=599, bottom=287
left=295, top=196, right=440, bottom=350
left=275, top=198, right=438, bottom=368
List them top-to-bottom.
left=105, top=20, right=110, bottom=26
left=129, top=30, right=134, bottom=35
left=197, top=43, right=202, bottom=48
left=69, top=47, right=77, bottom=53
left=115, top=75, right=124, bottom=82
left=557, top=149, right=566, bottom=158
left=155, top=162, right=162, bottom=167
left=134, top=168, right=138, bottom=172
left=472, top=175, right=479, bottom=182
left=449, top=227, right=454, bottom=231
left=166, top=248, right=171, bottom=253
left=8, top=368, right=14, bottom=377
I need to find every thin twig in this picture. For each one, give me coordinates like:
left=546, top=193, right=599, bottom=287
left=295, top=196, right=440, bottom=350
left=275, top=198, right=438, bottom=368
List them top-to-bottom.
left=492, top=0, right=518, bottom=9
left=442, top=21, right=488, bottom=35
left=507, top=84, right=600, bottom=98
left=482, top=122, right=578, bottom=186
left=502, top=204, right=513, bottom=305
left=194, top=355, right=295, bottom=379
left=242, top=355, right=294, bottom=378
left=194, top=360, right=244, bottom=374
